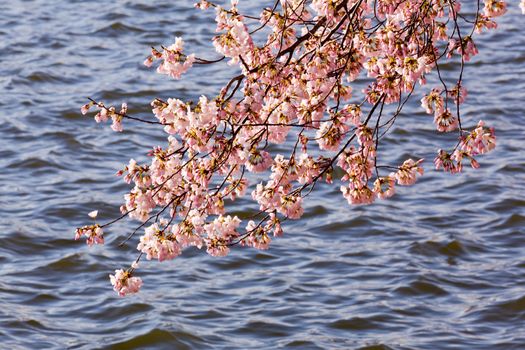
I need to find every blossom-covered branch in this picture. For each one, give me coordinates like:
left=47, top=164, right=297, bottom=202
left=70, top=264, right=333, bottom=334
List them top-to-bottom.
left=77, top=0, right=522, bottom=296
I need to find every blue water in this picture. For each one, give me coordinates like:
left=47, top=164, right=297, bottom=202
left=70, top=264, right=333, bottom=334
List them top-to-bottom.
left=1, top=1, right=524, bottom=349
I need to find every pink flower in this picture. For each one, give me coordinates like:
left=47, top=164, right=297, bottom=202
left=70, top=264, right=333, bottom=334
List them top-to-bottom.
left=194, top=0, right=211, bottom=10
left=483, top=0, right=507, bottom=17
left=475, top=14, right=498, bottom=33
left=212, top=17, right=254, bottom=65
left=448, top=36, right=478, bottom=61
left=155, top=37, right=196, bottom=79
left=143, top=56, right=154, bottom=67
left=401, top=56, right=427, bottom=83
left=447, top=83, right=468, bottom=105
left=421, top=88, right=443, bottom=115
left=119, top=102, right=128, bottom=115
left=80, top=103, right=92, bottom=115
left=341, top=104, right=361, bottom=126
left=94, top=108, right=108, bottom=123
left=111, top=109, right=123, bottom=132
left=434, top=109, right=458, bottom=132
left=110, top=120, right=122, bottom=132
left=459, top=120, right=496, bottom=155
left=316, top=122, right=346, bottom=151
left=356, top=125, right=374, bottom=150
left=481, top=127, right=496, bottom=154
left=337, top=149, right=374, bottom=183
left=434, top=149, right=460, bottom=173
left=246, top=150, right=272, bottom=173
left=450, top=150, right=465, bottom=173
left=296, top=154, right=322, bottom=185
left=470, top=158, right=480, bottom=169
left=395, top=159, right=424, bottom=186
left=373, top=175, right=395, bottom=199
left=252, top=181, right=280, bottom=211
left=340, top=185, right=375, bottom=205
left=278, top=195, right=304, bottom=219
left=268, top=213, right=283, bottom=237
left=204, top=215, right=241, bottom=241
left=244, top=220, right=271, bottom=250
left=172, top=222, right=204, bottom=249
left=137, top=223, right=182, bottom=262
left=75, top=225, right=104, bottom=246
left=205, top=238, right=230, bottom=257
left=157, top=239, right=182, bottom=262
left=109, top=269, right=143, bottom=296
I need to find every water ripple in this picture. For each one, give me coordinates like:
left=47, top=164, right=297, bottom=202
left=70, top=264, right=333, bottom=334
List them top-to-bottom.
left=0, top=1, right=524, bottom=349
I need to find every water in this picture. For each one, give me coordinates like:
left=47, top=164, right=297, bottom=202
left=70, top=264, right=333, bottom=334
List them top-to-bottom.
left=1, top=1, right=524, bottom=349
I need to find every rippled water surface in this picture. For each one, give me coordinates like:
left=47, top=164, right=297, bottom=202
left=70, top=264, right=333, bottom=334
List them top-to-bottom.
left=1, top=1, right=525, bottom=349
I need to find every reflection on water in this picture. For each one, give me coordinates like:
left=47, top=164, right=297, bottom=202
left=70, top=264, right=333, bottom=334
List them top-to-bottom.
left=1, top=1, right=524, bottom=349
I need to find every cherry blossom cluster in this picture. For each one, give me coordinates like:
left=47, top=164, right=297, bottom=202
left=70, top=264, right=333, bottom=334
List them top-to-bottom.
left=76, top=0, right=522, bottom=296
left=144, top=38, right=196, bottom=79
left=81, top=100, right=128, bottom=132
left=434, top=120, right=496, bottom=173
left=75, top=224, right=104, bottom=247
left=109, top=268, right=143, bottom=296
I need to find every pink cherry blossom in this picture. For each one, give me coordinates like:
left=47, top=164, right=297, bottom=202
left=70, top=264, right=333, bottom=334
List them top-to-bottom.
left=77, top=0, right=514, bottom=295
left=194, top=0, right=211, bottom=10
left=483, top=0, right=507, bottom=17
left=475, top=14, right=498, bottom=33
left=448, top=36, right=479, bottom=61
left=145, top=37, right=196, bottom=80
left=143, top=56, right=154, bottom=67
left=448, top=84, right=468, bottom=105
left=421, top=88, right=444, bottom=115
left=80, top=103, right=92, bottom=115
left=94, top=108, right=108, bottom=123
left=434, top=109, right=459, bottom=132
left=110, top=115, right=123, bottom=132
left=434, top=149, right=461, bottom=174
left=246, top=150, right=273, bottom=173
left=395, top=159, right=424, bottom=186
left=373, top=175, right=396, bottom=200
left=340, top=185, right=375, bottom=205
left=278, top=195, right=304, bottom=219
left=172, top=221, right=204, bottom=249
left=137, top=223, right=182, bottom=262
left=75, top=225, right=104, bottom=246
left=205, top=238, right=230, bottom=257
left=109, top=269, right=143, bottom=297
